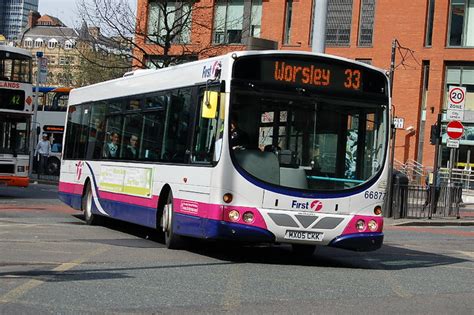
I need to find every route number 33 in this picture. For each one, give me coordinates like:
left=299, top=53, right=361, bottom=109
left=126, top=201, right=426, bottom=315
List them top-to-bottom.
left=344, top=69, right=361, bottom=90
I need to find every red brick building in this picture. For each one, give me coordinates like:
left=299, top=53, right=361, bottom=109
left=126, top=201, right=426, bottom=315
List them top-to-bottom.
left=135, top=0, right=474, bottom=169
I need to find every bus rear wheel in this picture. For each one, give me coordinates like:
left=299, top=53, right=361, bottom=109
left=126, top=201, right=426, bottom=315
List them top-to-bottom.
left=82, top=182, right=101, bottom=225
left=161, top=192, right=183, bottom=249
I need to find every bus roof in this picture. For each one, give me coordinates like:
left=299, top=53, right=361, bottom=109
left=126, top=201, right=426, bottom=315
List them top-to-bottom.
left=0, top=45, right=33, bottom=58
left=69, top=50, right=387, bottom=105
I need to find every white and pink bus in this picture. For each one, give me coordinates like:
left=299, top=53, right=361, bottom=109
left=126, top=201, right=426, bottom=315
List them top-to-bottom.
left=59, top=51, right=390, bottom=253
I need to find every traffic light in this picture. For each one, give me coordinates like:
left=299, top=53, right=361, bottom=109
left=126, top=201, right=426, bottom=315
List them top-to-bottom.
left=430, top=124, right=439, bottom=145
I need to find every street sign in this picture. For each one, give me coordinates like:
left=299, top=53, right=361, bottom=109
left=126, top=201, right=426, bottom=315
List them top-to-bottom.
left=38, top=57, right=48, bottom=84
left=447, top=86, right=466, bottom=121
left=448, top=86, right=466, bottom=109
left=447, top=108, right=464, bottom=121
left=393, top=117, right=404, bottom=129
left=446, top=120, right=464, bottom=139
left=447, top=138, right=460, bottom=148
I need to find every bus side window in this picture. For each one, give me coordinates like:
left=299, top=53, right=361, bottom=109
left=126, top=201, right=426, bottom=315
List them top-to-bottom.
left=161, top=89, right=192, bottom=163
left=192, top=89, right=224, bottom=164
left=86, top=102, right=106, bottom=160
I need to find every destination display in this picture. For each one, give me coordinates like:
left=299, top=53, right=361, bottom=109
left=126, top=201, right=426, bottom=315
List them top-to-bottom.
left=233, top=55, right=387, bottom=96
left=0, top=89, right=24, bottom=110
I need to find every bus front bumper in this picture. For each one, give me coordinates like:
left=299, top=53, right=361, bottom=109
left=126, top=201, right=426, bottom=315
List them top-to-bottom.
left=0, top=176, right=29, bottom=187
left=328, top=232, right=384, bottom=252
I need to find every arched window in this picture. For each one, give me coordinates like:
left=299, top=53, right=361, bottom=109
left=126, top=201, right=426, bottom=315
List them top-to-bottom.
left=24, top=38, right=33, bottom=48
left=34, top=38, right=44, bottom=48
left=48, top=38, right=58, bottom=49
left=64, top=39, right=75, bottom=50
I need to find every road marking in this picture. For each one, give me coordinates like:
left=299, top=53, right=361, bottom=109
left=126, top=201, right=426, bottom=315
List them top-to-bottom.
left=0, top=247, right=108, bottom=304
left=456, top=251, right=474, bottom=260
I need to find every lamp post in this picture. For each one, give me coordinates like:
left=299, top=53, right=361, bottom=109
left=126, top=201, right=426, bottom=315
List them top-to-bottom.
left=28, top=51, right=43, bottom=177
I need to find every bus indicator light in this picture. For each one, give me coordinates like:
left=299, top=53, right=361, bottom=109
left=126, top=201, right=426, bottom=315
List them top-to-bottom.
left=223, top=193, right=233, bottom=203
left=374, top=206, right=382, bottom=215
left=243, top=212, right=254, bottom=223
left=356, top=219, right=366, bottom=232
left=368, top=220, right=378, bottom=232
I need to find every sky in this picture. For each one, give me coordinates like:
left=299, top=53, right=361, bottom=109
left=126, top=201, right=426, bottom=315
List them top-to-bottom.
left=38, top=0, right=137, bottom=28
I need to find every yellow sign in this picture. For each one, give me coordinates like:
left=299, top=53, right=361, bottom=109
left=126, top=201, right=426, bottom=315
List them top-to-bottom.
left=201, top=91, right=219, bottom=119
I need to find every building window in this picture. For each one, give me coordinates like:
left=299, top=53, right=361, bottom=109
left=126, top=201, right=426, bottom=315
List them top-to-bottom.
left=147, top=0, right=192, bottom=44
left=213, top=0, right=262, bottom=44
left=250, top=0, right=262, bottom=37
left=283, top=0, right=293, bottom=44
left=326, top=0, right=354, bottom=47
left=358, top=0, right=375, bottom=47
left=425, top=0, right=435, bottom=46
left=448, top=0, right=474, bottom=47
left=24, top=38, right=33, bottom=48
left=34, top=38, right=43, bottom=48
left=48, top=38, right=58, bottom=49
left=65, top=40, right=75, bottom=50
left=445, top=65, right=474, bottom=110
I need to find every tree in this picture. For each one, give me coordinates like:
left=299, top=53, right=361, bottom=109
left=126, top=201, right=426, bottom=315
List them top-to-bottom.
left=76, top=0, right=223, bottom=70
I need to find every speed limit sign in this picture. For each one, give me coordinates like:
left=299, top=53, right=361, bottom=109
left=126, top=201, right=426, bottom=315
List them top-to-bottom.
left=448, top=86, right=466, bottom=110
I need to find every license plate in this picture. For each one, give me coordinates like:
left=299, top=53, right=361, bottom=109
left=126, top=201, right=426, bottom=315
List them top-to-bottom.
left=284, top=230, right=324, bottom=242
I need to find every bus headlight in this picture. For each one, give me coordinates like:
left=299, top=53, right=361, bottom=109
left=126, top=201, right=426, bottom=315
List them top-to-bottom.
left=17, top=166, right=25, bottom=173
left=228, top=210, right=240, bottom=222
left=242, top=212, right=254, bottom=223
left=356, top=219, right=366, bottom=232
left=368, top=220, right=378, bottom=232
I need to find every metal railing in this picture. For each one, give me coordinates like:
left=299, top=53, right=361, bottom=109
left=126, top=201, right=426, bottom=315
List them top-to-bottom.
left=392, top=183, right=462, bottom=219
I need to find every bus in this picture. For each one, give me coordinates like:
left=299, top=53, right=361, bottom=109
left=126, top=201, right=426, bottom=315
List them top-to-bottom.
left=0, top=45, right=33, bottom=187
left=59, top=51, right=390, bottom=253
left=34, top=86, right=71, bottom=175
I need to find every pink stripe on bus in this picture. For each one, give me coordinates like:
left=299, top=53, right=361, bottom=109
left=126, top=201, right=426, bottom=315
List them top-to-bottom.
left=59, top=181, right=83, bottom=195
left=174, top=199, right=267, bottom=230
left=342, top=215, right=384, bottom=235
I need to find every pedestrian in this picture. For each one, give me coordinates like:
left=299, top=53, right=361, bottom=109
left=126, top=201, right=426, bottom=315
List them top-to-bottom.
left=34, top=134, right=51, bottom=175
left=422, top=172, right=441, bottom=213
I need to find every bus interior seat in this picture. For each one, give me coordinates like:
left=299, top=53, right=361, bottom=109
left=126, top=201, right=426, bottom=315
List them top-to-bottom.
left=234, top=150, right=280, bottom=185
left=280, top=167, right=308, bottom=189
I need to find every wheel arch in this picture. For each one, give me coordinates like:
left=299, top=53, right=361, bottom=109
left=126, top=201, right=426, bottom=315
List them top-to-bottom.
left=82, top=177, right=91, bottom=198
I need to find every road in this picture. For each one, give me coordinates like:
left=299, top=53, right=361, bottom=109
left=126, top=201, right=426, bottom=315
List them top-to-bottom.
left=0, top=183, right=473, bottom=314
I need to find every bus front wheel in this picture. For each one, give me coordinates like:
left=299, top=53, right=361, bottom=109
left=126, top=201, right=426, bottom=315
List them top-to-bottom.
left=82, top=182, right=102, bottom=225
left=161, top=192, right=183, bottom=249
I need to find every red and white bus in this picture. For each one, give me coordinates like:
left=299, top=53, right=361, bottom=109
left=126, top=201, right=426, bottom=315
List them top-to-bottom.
left=0, top=45, right=33, bottom=187
left=59, top=51, right=390, bottom=253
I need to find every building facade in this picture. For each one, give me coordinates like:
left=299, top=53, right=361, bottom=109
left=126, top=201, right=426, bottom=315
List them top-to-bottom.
left=0, top=0, right=39, bottom=42
left=135, top=0, right=474, bottom=169
left=19, top=12, right=131, bottom=87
